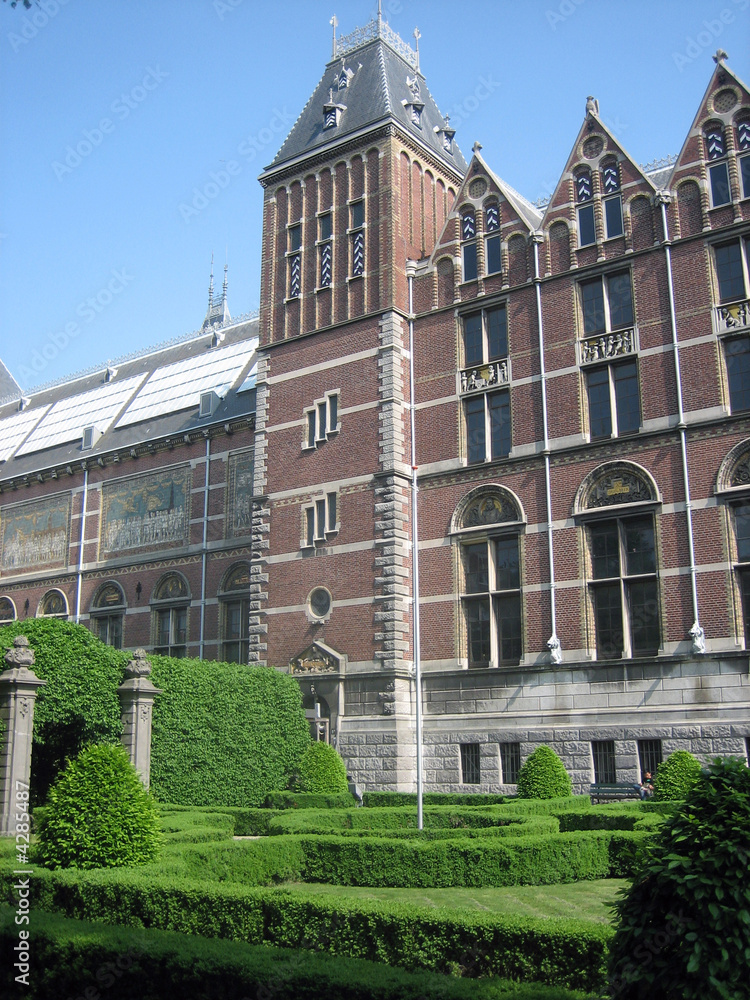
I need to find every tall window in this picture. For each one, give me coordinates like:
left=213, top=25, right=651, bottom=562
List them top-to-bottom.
left=737, top=117, right=750, bottom=198
left=705, top=123, right=731, bottom=207
left=600, top=159, right=623, bottom=239
left=576, top=169, right=595, bottom=246
left=350, top=200, right=364, bottom=277
left=485, top=202, right=501, bottom=275
left=461, top=209, right=478, bottom=281
left=318, top=212, right=332, bottom=288
left=288, top=222, right=302, bottom=298
left=580, top=271, right=634, bottom=336
left=461, top=305, right=511, bottom=463
left=463, top=305, right=507, bottom=367
left=587, top=361, right=640, bottom=438
left=304, top=390, right=339, bottom=449
left=465, top=391, right=511, bottom=463
left=303, top=492, right=338, bottom=548
left=734, top=503, right=750, bottom=645
left=589, top=515, right=660, bottom=659
left=462, top=535, right=522, bottom=666
left=220, top=564, right=250, bottom=664
left=152, top=574, right=189, bottom=658
left=90, top=583, right=125, bottom=649
left=0, top=597, right=16, bottom=623
left=638, top=739, right=663, bottom=780
left=592, top=740, right=617, bottom=783
left=499, top=742, right=521, bottom=784
left=460, top=743, right=481, bottom=784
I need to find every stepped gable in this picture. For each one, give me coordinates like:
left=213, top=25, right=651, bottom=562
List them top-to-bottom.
left=263, top=16, right=467, bottom=178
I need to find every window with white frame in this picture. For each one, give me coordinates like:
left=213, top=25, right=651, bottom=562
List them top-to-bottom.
left=705, top=122, right=731, bottom=208
left=576, top=169, right=595, bottom=246
left=485, top=202, right=501, bottom=275
left=461, top=208, right=478, bottom=281
left=303, top=390, right=339, bottom=449
left=303, top=492, right=338, bottom=548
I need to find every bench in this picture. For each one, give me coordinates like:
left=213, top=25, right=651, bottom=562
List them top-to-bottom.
left=590, top=782, right=641, bottom=803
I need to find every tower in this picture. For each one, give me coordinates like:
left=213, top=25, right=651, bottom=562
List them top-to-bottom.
left=249, top=14, right=465, bottom=786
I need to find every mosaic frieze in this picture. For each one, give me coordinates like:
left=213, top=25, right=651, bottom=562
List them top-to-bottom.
left=227, top=451, right=254, bottom=538
left=101, top=468, right=191, bottom=557
left=1, top=495, right=71, bottom=573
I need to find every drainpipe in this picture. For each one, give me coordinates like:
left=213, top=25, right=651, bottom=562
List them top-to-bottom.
left=658, top=192, right=703, bottom=653
left=532, top=233, right=561, bottom=662
left=406, top=260, right=424, bottom=830
left=199, top=435, right=211, bottom=659
left=74, top=466, right=88, bottom=624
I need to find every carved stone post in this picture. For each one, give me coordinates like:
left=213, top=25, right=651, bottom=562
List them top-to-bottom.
left=0, top=637, right=46, bottom=837
left=118, top=649, right=162, bottom=790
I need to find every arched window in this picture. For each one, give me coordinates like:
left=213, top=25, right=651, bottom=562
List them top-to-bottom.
left=735, top=113, right=750, bottom=199
left=600, top=158, right=623, bottom=238
left=676, top=180, right=702, bottom=237
left=484, top=201, right=501, bottom=275
left=460, top=208, right=477, bottom=282
left=548, top=221, right=570, bottom=274
left=716, top=441, right=750, bottom=646
left=575, top=464, right=661, bottom=660
left=452, top=486, right=525, bottom=668
left=219, top=563, right=250, bottom=664
left=151, top=573, right=190, bottom=658
left=90, top=583, right=126, bottom=649
left=38, top=589, right=68, bottom=619
left=0, top=596, right=17, bottom=623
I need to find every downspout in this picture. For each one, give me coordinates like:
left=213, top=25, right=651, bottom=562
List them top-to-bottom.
left=658, top=193, right=704, bottom=653
left=532, top=233, right=561, bottom=662
left=406, top=260, right=424, bottom=830
left=199, top=434, right=211, bottom=659
left=74, top=466, right=88, bottom=623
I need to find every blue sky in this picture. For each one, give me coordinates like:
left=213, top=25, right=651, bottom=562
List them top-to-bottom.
left=1, top=0, right=748, bottom=391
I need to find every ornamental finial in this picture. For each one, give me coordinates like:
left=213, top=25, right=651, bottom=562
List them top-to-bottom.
left=330, top=14, right=338, bottom=58
left=413, top=26, right=421, bottom=73
left=713, top=48, right=728, bottom=64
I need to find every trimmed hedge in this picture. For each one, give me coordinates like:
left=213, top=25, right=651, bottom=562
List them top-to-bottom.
left=149, top=655, right=310, bottom=807
left=294, top=741, right=350, bottom=793
left=517, top=745, right=573, bottom=799
left=652, top=750, right=702, bottom=801
left=263, top=791, right=356, bottom=810
left=362, top=791, right=511, bottom=807
left=179, top=828, right=645, bottom=888
left=0, top=871, right=611, bottom=991
left=0, top=906, right=592, bottom=1000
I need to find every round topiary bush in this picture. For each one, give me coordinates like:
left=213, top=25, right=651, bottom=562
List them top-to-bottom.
left=294, top=741, right=350, bottom=793
left=35, top=743, right=162, bottom=870
left=515, top=744, right=572, bottom=799
left=652, top=750, right=702, bottom=801
left=608, top=756, right=750, bottom=1000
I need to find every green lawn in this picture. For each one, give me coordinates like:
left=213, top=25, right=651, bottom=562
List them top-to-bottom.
left=279, top=877, right=626, bottom=923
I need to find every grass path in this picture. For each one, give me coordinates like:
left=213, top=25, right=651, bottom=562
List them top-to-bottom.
left=278, top=878, right=627, bottom=923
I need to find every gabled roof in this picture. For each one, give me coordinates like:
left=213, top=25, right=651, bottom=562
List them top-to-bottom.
left=261, top=17, right=466, bottom=179
left=0, top=359, right=20, bottom=402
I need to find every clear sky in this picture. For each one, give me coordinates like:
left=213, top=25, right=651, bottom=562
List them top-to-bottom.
left=1, top=0, right=749, bottom=392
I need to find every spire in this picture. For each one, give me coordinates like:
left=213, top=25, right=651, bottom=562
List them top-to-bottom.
left=330, top=14, right=338, bottom=59
left=413, top=26, right=421, bottom=74
left=207, top=252, right=215, bottom=315
left=203, top=253, right=231, bottom=332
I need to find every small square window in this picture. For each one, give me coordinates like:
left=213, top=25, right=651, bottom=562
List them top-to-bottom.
left=350, top=201, right=364, bottom=229
left=578, top=203, right=596, bottom=246
left=319, top=213, right=332, bottom=241
left=499, top=742, right=521, bottom=784
left=460, top=743, right=481, bottom=784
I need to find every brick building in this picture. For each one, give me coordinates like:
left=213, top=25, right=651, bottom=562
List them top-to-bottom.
left=1, top=15, right=750, bottom=791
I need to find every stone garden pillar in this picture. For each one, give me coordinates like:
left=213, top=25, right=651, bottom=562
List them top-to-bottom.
left=0, top=637, right=46, bottom=837
left=118, top=649, right=162, bottom=790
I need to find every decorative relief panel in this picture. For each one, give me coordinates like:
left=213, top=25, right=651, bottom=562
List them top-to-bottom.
left=579, top=327, right=635, bottom=366
left=459, top=359, right=509, bottom=395
left=227, top=451, right=254, bottom=538
left=730, top=451, right=750, bottom=488
left=582, top=467, right=655, bottom=509
left=101, top=468, right=191, bottom=558
left=456, top=488, right=521, bottom=531
left=1, top=495, right=71, bottom=574
left=291, top=641, right=342, bottom=674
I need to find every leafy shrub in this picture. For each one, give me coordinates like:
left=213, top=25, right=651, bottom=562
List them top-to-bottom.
left=0, top=619, right=126, bottom=805
left=149, top=656, right=310, bottom=807
left=293, top=741, right=349, bottom=794
left=35, top=743, right=162, bottom=870
left=516, top=746, right=573, bottom=799
left=651, top=750, right=702, bottom=801
left=609, top=756, right=750, bottom=1000
left=263, top=791, right=355, bottom=810
left=362, top=791, right=510, bottom=807
left=0, top=866, right=613, bottom=992
left=0, top=906, right=594, bottom=1000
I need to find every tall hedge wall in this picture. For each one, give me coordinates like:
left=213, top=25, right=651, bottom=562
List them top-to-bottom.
left=148, top=656, right=310, bottom=807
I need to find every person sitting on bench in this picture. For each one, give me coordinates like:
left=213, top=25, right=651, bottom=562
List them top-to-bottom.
left=638, top=771, right=654, bottom=799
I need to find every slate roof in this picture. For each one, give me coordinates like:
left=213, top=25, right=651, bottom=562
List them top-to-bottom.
left=263, top=20, right=466, bottom=178
left=0, top=316, right=259, bottom=480
left=0, top=359, right=20, bottom=402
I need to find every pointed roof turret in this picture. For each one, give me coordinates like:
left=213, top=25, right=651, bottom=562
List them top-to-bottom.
left=260, top=13, right=466, bottom=181
left=202, top=254, right=231, bottom=331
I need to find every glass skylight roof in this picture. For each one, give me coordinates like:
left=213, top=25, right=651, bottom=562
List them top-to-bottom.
left=115, top=339, right=257, bottom=428
left=15, top=375, right=146, bottom=456
left=0, top=406, right=51, bottom=462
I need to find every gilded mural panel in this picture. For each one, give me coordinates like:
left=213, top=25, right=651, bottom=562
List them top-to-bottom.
left=227, top=451, right=254, bottom=538
left=101, top=467, right=191, bottom=558
left=1, top=495, right=71, bottom=573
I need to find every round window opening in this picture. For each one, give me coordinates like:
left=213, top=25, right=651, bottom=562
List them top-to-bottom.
left=309, top=587, right=332, bottom=619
